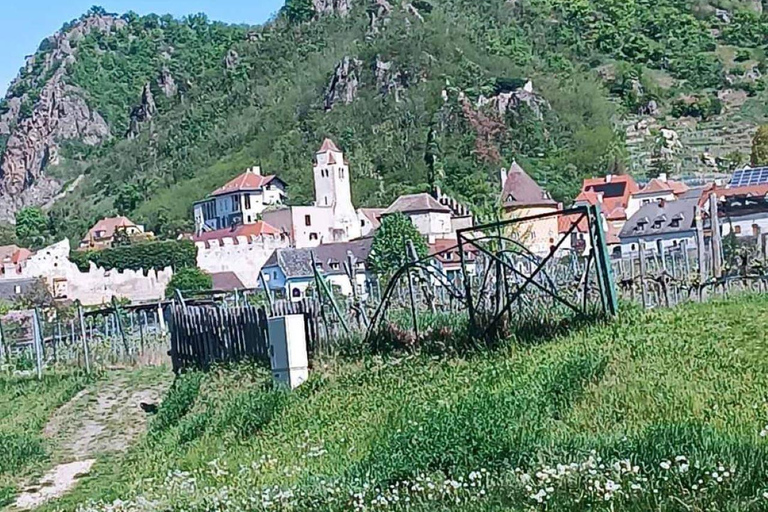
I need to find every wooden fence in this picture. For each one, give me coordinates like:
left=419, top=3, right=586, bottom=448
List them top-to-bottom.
left=169, top=305, right=270, bottom=372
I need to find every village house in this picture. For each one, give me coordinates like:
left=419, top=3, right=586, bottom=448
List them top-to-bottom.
left=263, top=139, right=363, bottom=248
left=499, top=161, right=560, bottom=256
left=193, top=166, right=287, bottom=233
left=626, top=173, right=689, bottom=219
left=574, top=174, right=640, bottom=256
left=700, top=183, right=768, bottom=240
left=381, top=193, right=453, bottom=242
left=619, top=197, right=700, bottom=258
left=358, top=208, right=385, bottom=237
left=556, top=214, right=591, bottom=257
left=79, top=216, right=150, bottom=251
left=260, top=238, right=373, bottom=302
left=428, top=238, right=478, bottom=283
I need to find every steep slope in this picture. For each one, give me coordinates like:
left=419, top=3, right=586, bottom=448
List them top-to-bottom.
left=2, top=1, right=768, bottom=241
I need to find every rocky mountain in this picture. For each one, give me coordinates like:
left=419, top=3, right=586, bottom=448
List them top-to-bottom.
left=2, top=1, right=768, bottom=242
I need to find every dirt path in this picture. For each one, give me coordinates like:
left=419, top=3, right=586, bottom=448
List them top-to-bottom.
left=10, top=368, right=172, bottom=511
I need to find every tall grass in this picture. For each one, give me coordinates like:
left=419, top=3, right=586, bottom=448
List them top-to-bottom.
left=39, top=294, right=768, bottom=511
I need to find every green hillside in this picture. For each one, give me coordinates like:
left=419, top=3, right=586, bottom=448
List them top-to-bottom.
left=3, top=1, right=768, bottom=242
left=18, top=294, right=768, bottom=511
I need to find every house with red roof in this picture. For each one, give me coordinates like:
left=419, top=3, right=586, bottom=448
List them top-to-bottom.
left=193, top=166, right=287, bottom=233
left=626, top=173, right=690, bottom=219
left=574, top=174, right=641, bottom=255
left=698, top=183, right=768, bottom=240
left=79, top=216, right=151, bottom=251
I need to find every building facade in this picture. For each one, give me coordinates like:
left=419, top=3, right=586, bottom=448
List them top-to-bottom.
left=500, top=161, right=560, bottom=256
left=193, top=166, right=287, bottom=233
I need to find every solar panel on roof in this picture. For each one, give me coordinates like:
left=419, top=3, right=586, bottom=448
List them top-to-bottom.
left=730, top=167, right=768, bottom=188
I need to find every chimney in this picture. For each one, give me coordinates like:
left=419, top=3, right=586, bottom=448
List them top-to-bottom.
left=251, top=166, right=261, bottom=176
left=500, top=168, right=508, bottom=190
left=659, top=172, right=667, bottom=182
left=605, top=174, right=613, bottom=183
left=597, top=191, right=604, bottom=204
left=659, top=198, right=666, bottom=208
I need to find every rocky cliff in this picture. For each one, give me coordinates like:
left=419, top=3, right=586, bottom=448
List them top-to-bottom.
left=0, top=14, right=119, bottom=221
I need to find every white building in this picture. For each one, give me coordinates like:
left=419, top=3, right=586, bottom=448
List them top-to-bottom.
left=263, top=139, right=363, bottom=248
left=193, top=166, right=287, bottom=232
left=626, top=173, right=689, bottom=219
left=381, top=193, right=453, bottom=243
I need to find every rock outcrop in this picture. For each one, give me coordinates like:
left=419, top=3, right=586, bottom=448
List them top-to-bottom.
left=312, top=0, right=354, bottom=16
left=368, top=0, right=393, bottom=33
left=0, top=13, right=122, bottom=220
left=224, top=49, right=240, bottom=70
left=324, top=57, right=362, bottom=111
left=374, top=57, right=409, bottom=101
left=157, top=68, right=178, bottom=98
left=477, top=80, right=549, bottom=120
left=126, top=83, right=157, bottom=139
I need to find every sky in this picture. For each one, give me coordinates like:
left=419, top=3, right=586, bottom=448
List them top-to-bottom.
left=0, top=0, right=285, bottom=92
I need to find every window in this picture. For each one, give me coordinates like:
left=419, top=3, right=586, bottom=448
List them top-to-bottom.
left=339, top=168, right=345, bottom=179
left=244, top=194, right=251, bottom=209
left=231, top=195, right=240, bottom=211
left=324, top=197, right=329, bottom=206
left=642, top=199, right=650, bottom=205
left=305, top=215, right=312, bottom=226
left=247, top=216, right=252, bottom=223
left=361, top=219, right=366, bottom=227
left=670, top=219, right=680, bottom=228
left=753, top=224, right=761, bottom=237
left=734, top=225, right=742, bottom=235
left=310, top=233, right=318, bottom=241
left=631, top=244, right=637, bottom=251
left=445, top=252, right=453, bottom=261
left=330, top=262, right=340, bottom=270
left=262, top=273, right=270, bottom=282
left=14, top=285, right=20, bottom=294
left=292, top=288, right=301, bottom=298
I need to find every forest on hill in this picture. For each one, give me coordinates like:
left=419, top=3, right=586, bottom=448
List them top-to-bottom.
left=2, top=0, right=768, bottom=245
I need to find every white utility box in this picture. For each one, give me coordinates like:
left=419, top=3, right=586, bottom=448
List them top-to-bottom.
left=267, top=314, right=309, bottom=389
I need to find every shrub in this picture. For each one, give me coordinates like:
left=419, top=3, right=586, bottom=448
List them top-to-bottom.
left=71, top=239, right=197, bottom=273
left=164, top=267, right=213, bottom=298
left=149, top=372, right=204, bottom=437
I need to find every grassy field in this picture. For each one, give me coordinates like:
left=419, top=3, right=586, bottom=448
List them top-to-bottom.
left=17, top=294, right=768, bottom=511
left=0, top=372, right=89, bottom=507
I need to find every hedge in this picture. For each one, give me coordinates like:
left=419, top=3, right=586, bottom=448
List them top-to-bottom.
left=70, top=239, right=198, bottom=273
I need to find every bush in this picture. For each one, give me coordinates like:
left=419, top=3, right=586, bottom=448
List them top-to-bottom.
left=670, top=95, right=722, bottom=120
left=70, top=239, right=197, bottom=273
left=164, top=267, right=213, bottom=298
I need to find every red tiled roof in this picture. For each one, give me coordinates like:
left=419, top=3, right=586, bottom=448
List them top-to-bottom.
left=318, top=138, right=341, bottom=153
left=211, top=170, right=277, bottom=197
left=579, top=174, right=639, bottom=214
left=637, top=178, right=690, bottom=196
left=698, top=183, right=768, bottom=208
left=606, top=206, right=627, bottom=221
left=558, top=214, right=589, bottom=234
left=85, top=216, right=138, bottom=241
left=193, top=222, right=281, bottom=243
left=429, top=239, right=477, bottom=264
left=0, top=245, right=31, bottom=265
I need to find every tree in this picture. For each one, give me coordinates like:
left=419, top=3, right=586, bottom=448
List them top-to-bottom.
left=283, top=0, right=315, bottom=24
left=751, top=125, right=768, bottom=167
left=114, top=184, right=143, bottom=215
left=15, top=207, right=48, bottom=249
left=369, top=213, right=429, bottom=278
left=165, top=267, right=213, bottom=298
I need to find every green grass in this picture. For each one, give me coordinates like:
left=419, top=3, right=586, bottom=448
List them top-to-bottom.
left=41, top=295, right=768, bottom=510
left=0, top=372, right=88, bottom=507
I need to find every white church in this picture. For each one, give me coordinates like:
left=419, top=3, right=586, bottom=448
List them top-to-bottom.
left=194, top=138, right=365, bottom=248
left=263, top=139, right=363, bottom=247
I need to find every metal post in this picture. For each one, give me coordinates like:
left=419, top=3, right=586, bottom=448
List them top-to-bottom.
left=709, top=193, right=722, bottom=280
left=591, top=204, right=619, bottom=316
left=695, top=205, right=706, bottom=299
left=458, top=232, right=475, bottom=331
left=639, top=239, right=648, bottom=309
left=310, top=251, right=349, bottom=334
left=111, top=297, right=130, bottom=357
left=77, top=302, right=90, bottom=375
left=32, top=309, right=44, bottom=380
left=0, top=315, right=6, bottom=367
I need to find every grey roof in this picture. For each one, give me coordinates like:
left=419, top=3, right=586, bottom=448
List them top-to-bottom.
left=501, top=161, right=557, bottom=208
left=383, top=193, right=451, bottom=215
left=619, top=198, right=699, bottom=240
left=264, top=238, right=374, bottom=279
left=0, top=279, right=38, bottom=301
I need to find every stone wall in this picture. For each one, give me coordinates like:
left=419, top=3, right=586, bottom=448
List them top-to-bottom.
left=196, top=235, right=288, bottom=289
left=14, top=240, right=173, bottom=306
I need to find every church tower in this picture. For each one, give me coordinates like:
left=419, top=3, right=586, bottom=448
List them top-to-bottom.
left=313, top=138, right=361, bottom=241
